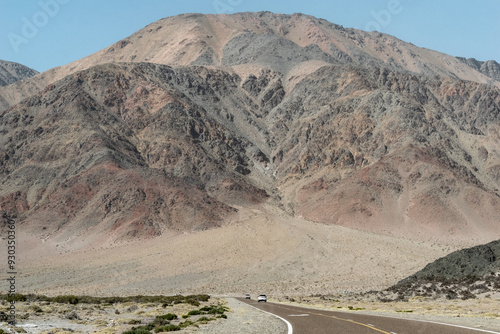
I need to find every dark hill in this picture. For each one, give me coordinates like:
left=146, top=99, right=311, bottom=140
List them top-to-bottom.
left=0, top=60, right=38, bottom=86
left=381, top=240, right=500, bottom=300
left=400, top=240, right=500, bottom=283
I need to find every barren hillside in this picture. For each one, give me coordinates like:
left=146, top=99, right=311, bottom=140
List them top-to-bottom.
left=1, top=12, right=500, bottom=295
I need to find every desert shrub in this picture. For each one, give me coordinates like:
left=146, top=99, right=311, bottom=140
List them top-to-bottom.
left=460, top=290, right=476, bottom=300
left=446, top=291, right=458, bottom=300
left=6, top=294, right=27, bottom=302
left=188, top=294, right=210, bottom=302
left=53, top=295, right=79, bottom=305
left=378, top=297, right=393, bottom=303
left=185, top=299, right=200, bottom=307
left=29, top=305, right=43, bottom=313
left=200, top=305, right=227, bottom=315
left=347, top=306, right=364, bottom=311
left=187, top=310, right=202, bottom=316
left=156, top=313, right=178, bottom=321
left=217, top=314, right=227, bottom=319
left=151, top=318, right=170, bottom=326
left=128, top=319, right=142, bottom=324
left=179, top=320, right=195, bottom=328
left=124, top=325, right=154, bottom=334
left=154, top=325, right=180, bottom=332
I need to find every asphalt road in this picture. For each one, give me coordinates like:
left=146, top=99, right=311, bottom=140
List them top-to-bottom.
left=237, top=298, right=500, bottom=334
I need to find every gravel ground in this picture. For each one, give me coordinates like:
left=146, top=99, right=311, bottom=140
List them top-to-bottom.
left=2, top=298, right=289, bottom=334
left=191, top=298, right=288, bottom=334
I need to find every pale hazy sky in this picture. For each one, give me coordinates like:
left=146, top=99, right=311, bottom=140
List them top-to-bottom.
left=1, top=0, right=499, bottom=72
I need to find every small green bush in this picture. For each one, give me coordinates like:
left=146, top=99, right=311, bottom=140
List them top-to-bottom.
left=6, top=294, right=27, bottom=302
left=187, top=294, right=210, bottom=303
left=53, top=295, right=79, bottom=305
left=185, top=299, right=200, bottom=306
left=196, top=305, right=227, bottom=315
left=187, top=310, right=202, bottom=316
left=156, top=313, right=178, bottom=321
left=152, top=318, right=170, bottom=326
left=179, top=320, right=195, bottom=328
left=154, top=324, right=180, bottom=332
left=123, top=327, right=152, bottom=334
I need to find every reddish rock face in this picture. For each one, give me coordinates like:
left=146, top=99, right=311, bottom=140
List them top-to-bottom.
left=1, top=13, right=499, bottom=245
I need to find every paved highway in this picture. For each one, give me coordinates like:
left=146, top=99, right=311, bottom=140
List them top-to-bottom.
left=238, top=298, right=500, bottom=334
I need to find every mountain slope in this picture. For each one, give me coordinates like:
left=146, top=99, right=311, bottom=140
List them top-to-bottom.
left=1, top=12, right=500, bottom=247
left=0, top=62, right=271, bottom=243
left=2, top=62, right=500, bottom=245
left=278, top=65, right=500, bottom=242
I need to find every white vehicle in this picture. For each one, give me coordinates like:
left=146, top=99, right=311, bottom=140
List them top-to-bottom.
left=257, top=294, right=267, bottom=302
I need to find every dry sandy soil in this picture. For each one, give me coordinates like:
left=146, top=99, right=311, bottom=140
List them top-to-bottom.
left=3, top=205, right=499, bottom=332
left=14, top=205, right=465, bottom=297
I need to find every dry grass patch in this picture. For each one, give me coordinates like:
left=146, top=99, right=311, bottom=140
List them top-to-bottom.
left=0, top=294, right=228, bottom=333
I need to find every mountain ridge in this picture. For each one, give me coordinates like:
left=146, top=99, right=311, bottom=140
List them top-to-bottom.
left=0, top=12, right=498, bottom=112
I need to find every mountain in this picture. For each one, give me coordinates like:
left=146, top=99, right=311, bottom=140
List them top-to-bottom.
left=1, top=12, right=500, bottom=248
left=457, top=57, right=500, bottom=82
left=0, top=60, right=38, bottom=87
